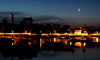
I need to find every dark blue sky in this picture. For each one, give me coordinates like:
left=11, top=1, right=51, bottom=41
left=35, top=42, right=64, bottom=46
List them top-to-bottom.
left=0, top=0, right=100, bottom=26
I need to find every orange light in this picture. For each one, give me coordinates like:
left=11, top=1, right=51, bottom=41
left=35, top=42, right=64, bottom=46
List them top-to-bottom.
left=12, top=30, right=14, bottom=33
left=25, top=30, right=27, bottom=33
left=54, top=30, right=56, bottom=33
left=75, top=30, right=82, bottom=35
left=40, top=31, right=42, bottom=33
left=41, top=33, right=48, bottom=36
left=12, top=38, right=14, bottom=40
left=54, top=38, right=56, bottom=42
left=96, top=38, right=99, bottom=42
left=40, top=39, right=42, bottom=48
left=64, top=40, right=68, bottom=45
left=28, top=42, right=31, bottom=45
left=70, top=42, right=72, bottom=45
left=75, top=42, right=82, bottom=47
left=12, top=43, right=14, bottom=45
left=83, top=43, right=86, bottom=47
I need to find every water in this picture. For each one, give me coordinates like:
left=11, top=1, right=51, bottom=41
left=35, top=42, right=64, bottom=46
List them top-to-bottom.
left=1, top=35, right=100, bottom=60
left=0, top=48, right=100, bottom=60
left=35, top=48, right=100, bottom=60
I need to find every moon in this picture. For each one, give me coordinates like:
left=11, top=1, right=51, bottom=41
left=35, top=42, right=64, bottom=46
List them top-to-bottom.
left=77, top=8, right=81, bottom=12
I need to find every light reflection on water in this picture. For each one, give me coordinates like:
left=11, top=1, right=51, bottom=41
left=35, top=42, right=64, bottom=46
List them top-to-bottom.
left=1, top=35, right=100, bottom=47
left=0, top=36, right=100, bottom=60
left=40, top=37, right=100, bottom=48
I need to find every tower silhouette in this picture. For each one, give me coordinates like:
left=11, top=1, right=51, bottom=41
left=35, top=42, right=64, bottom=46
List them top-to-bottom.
left=11, top=13, right=14, bottom=24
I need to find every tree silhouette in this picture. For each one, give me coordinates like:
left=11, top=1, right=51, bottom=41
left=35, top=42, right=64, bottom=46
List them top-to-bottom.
left=20, top=17, right=33, bottom=25
left=3, top=18, right=8, bottom=24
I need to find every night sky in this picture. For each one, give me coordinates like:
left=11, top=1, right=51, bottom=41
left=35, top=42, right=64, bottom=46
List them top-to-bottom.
left=0, top=0, right=100, bottom=26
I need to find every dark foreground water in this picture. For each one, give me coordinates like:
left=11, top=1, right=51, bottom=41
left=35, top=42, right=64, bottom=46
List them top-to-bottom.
left=0, top=48, right=100, bottom=60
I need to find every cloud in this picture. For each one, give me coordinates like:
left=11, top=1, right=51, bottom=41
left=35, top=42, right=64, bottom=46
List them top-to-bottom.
left=0, top=11, right=27, bottom=18
left=0, top=11, right=26, bottom=15
left=0, top=12, right=100, bottom=27
left=33, top=15, right=60, bottom=21
left=33, top=16, right=73, bottom=25
left=33, top=16, right=100, bottom=27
